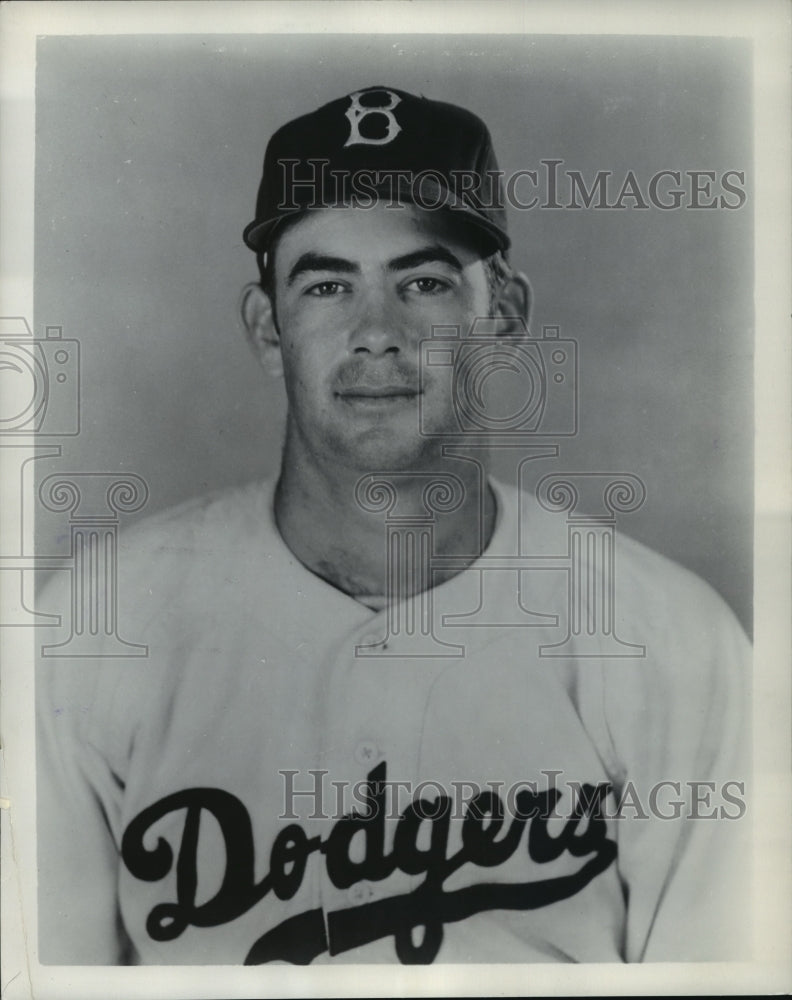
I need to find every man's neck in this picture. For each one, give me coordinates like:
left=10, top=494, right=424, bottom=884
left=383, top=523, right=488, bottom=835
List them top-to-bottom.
left=273, top=451, right=496, bottom=602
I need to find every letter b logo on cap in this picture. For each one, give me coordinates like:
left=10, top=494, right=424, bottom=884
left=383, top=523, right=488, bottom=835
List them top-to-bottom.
left=344, top=89, right=402, bottom=147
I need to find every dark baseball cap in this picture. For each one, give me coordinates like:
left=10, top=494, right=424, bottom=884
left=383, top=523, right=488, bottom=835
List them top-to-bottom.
left=243, top=85, right=510, bottom=256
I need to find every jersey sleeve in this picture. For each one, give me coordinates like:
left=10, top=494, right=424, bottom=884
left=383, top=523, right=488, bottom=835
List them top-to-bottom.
left=34, top=490, right=247, bottom=965
left=590, top=562, right=752, bottom=961
left=36, top=569, right=138, bottom=965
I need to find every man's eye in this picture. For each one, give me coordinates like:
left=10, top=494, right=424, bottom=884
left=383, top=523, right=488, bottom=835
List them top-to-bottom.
left=403, top=276, right=450, bottom=295
left=306, top=281, right=347, bottom=297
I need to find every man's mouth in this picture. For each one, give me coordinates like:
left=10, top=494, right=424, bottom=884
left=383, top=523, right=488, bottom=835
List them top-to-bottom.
left=335, top=384, right=421, bottom=408
left=337, top=385, right=419, bottom=399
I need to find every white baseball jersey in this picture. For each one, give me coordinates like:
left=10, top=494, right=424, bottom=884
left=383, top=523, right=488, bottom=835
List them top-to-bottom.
left=36, top=477, right=751, bottom=965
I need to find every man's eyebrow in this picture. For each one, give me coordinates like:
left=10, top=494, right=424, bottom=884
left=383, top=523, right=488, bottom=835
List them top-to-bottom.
left=387, top=245, right=464, bottom=273
left=287, top=253, right=360, bottom=286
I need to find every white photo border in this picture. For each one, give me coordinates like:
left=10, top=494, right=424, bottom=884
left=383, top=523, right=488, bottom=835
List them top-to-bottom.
left=1, top=1, right=790, bottom=997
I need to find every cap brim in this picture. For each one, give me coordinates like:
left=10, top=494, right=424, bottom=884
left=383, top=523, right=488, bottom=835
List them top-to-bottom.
left=243, top=178, right=510, bottom=255
left=243, top=213, right=304, bottom=254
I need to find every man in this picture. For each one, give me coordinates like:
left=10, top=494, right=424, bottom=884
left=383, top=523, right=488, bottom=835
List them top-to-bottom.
left=36, top=86, right=750, bottom=966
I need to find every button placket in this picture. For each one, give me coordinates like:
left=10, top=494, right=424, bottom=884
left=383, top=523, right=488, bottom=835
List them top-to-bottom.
left=315, top=624, right=451, bottom=925
left=353, top=739, right=381, bottom=766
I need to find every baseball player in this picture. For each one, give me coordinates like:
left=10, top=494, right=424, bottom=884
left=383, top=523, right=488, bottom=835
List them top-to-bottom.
left=36, top=86, right=751, bottom=966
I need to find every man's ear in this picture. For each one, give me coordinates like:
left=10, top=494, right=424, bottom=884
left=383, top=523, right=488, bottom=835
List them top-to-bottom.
left=493, top=271, right=532, bottom=336
left=239, top=283, right=283, bottom=377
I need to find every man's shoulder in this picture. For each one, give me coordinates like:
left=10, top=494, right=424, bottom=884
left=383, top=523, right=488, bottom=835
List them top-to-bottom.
left=498, top=478, right=746, bottom=634
left=36, top=479, right=283, bottom=645
left=107, top=479, right=283, bottom=621
left=118, top=479, right=278, bottom=563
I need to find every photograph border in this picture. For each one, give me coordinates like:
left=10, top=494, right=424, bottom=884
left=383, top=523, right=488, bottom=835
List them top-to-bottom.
left=1, top=2, right=790, bottom=997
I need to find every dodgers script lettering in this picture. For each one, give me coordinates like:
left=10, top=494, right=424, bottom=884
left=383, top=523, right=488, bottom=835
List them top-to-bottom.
left=121, top=763, right=617, bottom=963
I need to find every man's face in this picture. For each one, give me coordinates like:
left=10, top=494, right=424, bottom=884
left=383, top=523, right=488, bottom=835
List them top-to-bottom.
left=266, top=203, right=493, bottom=473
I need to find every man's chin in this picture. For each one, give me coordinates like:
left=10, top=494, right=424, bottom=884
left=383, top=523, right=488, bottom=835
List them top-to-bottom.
left=330, top=430, right=444, bottom=475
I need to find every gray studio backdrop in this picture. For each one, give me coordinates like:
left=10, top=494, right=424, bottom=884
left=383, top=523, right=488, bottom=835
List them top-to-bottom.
left=33, top=33, right=753, bottom=634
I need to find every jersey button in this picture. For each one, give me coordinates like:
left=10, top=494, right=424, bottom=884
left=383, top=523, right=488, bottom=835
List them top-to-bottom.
left=354, top=740, right=381, bottom=765
left=348, top=881, right=374, bottom=904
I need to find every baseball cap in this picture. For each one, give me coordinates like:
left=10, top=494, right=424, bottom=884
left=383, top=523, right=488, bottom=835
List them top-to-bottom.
left=243, top=85, right=510, bottom=256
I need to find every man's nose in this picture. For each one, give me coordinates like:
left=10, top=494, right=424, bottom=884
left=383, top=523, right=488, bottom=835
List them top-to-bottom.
left=347, top=289, right=408, bottom=356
